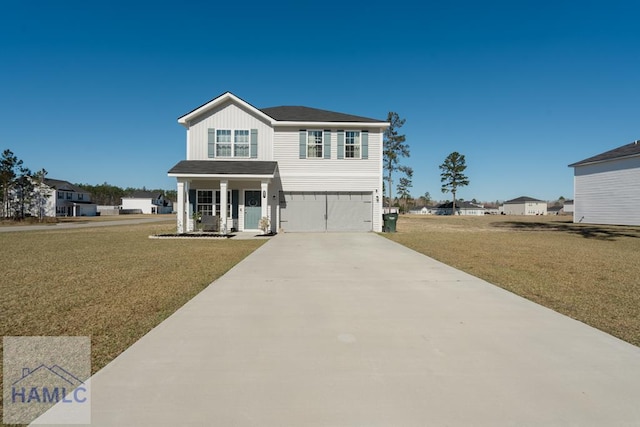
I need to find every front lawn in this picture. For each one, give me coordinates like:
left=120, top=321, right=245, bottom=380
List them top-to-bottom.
left=383, top=214, right=640, bottom=347
left=0, top=221, right=265, bottom=422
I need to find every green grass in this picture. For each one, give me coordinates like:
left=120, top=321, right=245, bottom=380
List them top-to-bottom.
left=383, top=214, right=640, bottom=347
left=0, top=221, right=265, bottom=424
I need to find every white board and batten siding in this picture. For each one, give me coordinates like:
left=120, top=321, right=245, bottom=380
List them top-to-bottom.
left=186, top=102, right=274, bottom=161
left=273, top=128, right=383, bottom=232
left=574, top=156, right=640, bottom=226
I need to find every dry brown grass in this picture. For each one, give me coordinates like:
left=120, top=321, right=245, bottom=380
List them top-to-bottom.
left=383, top=214, right=640, bottom=347
left=0, top=222, right=265, bottom=424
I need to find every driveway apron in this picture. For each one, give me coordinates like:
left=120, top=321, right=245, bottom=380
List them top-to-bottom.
left=34, top=233, right=640, bottom=426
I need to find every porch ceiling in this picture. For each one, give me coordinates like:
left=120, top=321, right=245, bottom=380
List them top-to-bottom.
left=168, top=160, right=278, bottom=178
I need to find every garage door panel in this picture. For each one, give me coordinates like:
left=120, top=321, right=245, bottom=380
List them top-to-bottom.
left=280, top=191, right=372, bottom=232
left=280, top=192, right=325, bottom=232
left=326, top=192, right=372, bottom=232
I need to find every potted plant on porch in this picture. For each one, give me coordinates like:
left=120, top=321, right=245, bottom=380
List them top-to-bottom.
left=192, top=211, right=203, bottom=232
left=259, top=216, right=271, bottom=235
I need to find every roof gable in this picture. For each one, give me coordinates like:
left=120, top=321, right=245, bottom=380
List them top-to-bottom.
left=177, top=92, right=273, bottom=127
left=569, top=141, right=640, bottom=167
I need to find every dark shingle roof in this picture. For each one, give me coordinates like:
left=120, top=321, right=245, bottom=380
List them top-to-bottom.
left=260, top=106, right=383, bottom=123
left=569, top=141, right=640, bottom=167
left=168, top=160, right=278, bottom=175
left=43, top=178, right=86, bottom=193
left=126, top=190, right=162, bottom=199
left=504, top=196, right=545, bottom=204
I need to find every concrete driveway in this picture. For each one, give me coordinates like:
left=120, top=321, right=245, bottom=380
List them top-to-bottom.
left=34, top=233, right=640, bottom=426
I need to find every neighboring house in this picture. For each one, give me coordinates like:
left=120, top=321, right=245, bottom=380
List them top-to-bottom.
left=168, top=92, right=389, bottom=233
left=569, top=140, right=640, bottom=226
left=41, top=179, right=97, bottom=217
left=121, top=191, right=174, bottom=214
left=503, top=196, right=547, bottom=215
left=563, top=199, right=574, bottom=214
left=432, top=201, right=486, bottom=216
left=547, top=205, right=563, bottom=215
left=408, top=206, right=432, bottom=215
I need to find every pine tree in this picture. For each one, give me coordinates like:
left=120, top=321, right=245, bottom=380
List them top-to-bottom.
left=383, top=112, right=409, bottom=211
left=439, top=152, right=470, bottom=215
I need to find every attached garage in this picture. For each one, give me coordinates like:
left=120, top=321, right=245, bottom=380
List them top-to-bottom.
left=280, top=192, right=373, bottom=232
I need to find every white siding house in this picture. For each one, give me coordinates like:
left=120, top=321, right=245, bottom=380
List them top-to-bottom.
left=168, top=92, right=389, bottom=233
left=569, top=141, right=640, bottom=226
left=42, top=179, right=97, bottom=217
left=121, top=191, right=174, bottom=214
left=503, top=196, right=547, bottom=215
left=563, top=200, right=574, bottom=214
left=432, top=201, right=485, bottom=216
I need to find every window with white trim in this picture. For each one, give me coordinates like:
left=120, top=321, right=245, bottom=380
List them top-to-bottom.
left=215, top=129, right=250, bottom=158
left=216, top=130, right=232, bottom=157
left=234, top=130, right=250, bottom=157
left=307, top=130, right=323, bottom=158
left=345, top=131, right=361, bottom=159
left=196, top=190, right=233, bottom=218
left=197, top=190, right=214, bottom=216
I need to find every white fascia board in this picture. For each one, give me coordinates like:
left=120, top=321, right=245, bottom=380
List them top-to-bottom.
left=177, top=92, right=276, bottom=127
left=275, top=121, right=390, bottom=128
left=168, top=173, right=275, bottom=180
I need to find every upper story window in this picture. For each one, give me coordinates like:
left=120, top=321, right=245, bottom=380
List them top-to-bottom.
left=215, top=129, right=250, bottom=158
left=216, top=130, right=232, bottom=157
left=234, top=130, right=250, bottom=157
left=307, top=130, right=323, bottom=158
left=345, top=131, right=361, bottom=159
left=58, top=191, right=63, bottom=199
left=66, top=192, right=72, bottom=200
left=78, top=193, right=84, bottom=200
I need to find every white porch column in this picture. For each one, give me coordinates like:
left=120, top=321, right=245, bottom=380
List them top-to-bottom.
left=176, top=180, right=185, bottom=233
left=220, top=180, right=228, bottom=234
left=261, top=180, right=269, bottom=226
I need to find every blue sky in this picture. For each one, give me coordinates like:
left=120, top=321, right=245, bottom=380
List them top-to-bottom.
left=2, top=0, right=638, bottom=202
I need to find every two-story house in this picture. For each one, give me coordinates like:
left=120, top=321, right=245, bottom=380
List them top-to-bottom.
left=168, top=92, right=389, bottom=233
left=44, top=179, right=97, bottom=217
left=503, top=196, right=548, bottom=215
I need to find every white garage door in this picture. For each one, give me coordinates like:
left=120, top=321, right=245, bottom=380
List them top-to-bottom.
left=280, top=192, right=373, bottom=232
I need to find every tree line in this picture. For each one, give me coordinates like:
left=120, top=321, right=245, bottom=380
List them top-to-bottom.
left=75, top=183, right=177, bottom=206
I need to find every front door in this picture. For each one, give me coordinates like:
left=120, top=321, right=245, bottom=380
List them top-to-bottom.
left=244, top=190, right=261, bottom=229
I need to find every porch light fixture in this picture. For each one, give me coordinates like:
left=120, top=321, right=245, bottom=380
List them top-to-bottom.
left=262, top=190, right=266, bottom=198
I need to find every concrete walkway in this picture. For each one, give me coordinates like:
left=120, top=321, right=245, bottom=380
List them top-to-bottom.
left=34, top=233, right=640, bottom=426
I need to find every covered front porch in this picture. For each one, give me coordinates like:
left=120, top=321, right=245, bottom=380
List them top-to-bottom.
left=168, top=161, right=279, bottom=234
